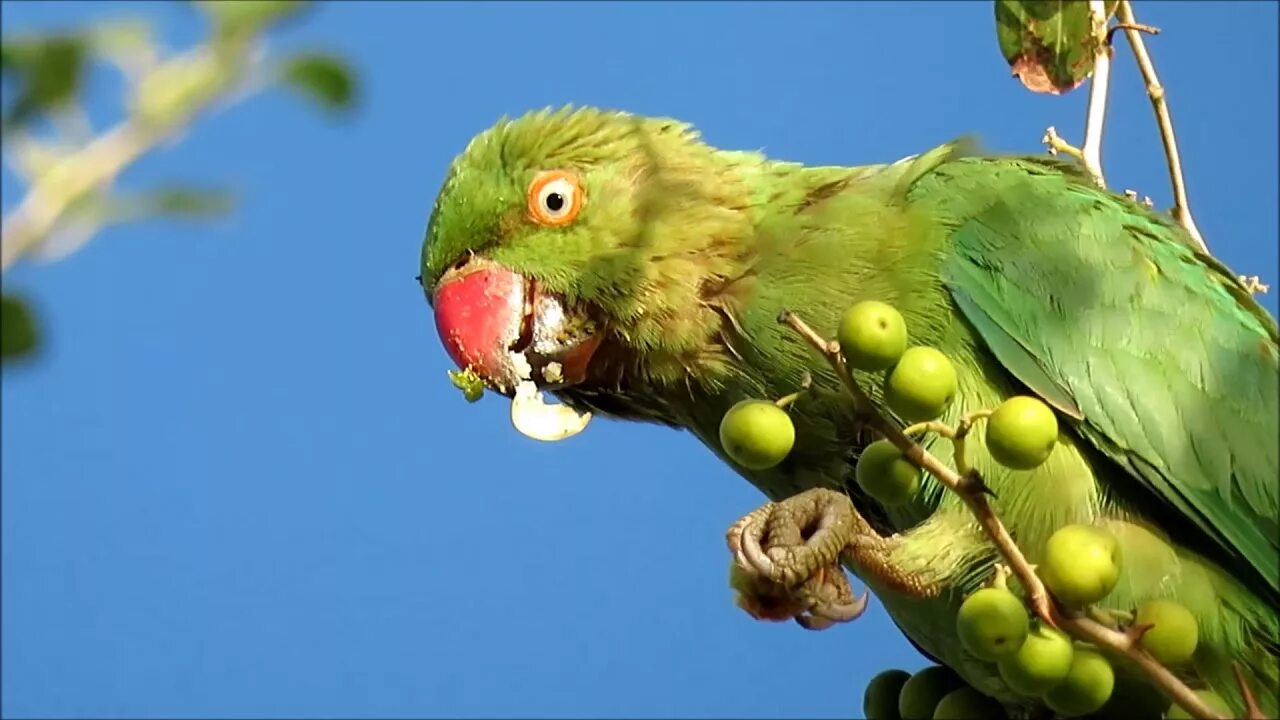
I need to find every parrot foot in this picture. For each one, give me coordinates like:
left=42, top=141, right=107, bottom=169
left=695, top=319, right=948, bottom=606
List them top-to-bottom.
left=725, top=488, right=869, bottom=631
left=725, top=488, right=943, bottom=631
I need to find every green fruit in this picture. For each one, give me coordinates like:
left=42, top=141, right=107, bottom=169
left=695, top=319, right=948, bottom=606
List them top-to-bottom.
left=838, top=300, right=909, bottom=371
left=883, top=346, right=958, bottom=422
left=986, top=395, right=1059, bottom=470
left=719, top=399, right=796, bottom=470
left=856, top=439, right=923, bottom=506
left=1039, top=524, right=1122, bottom=607
left=955, top=586, right=1029, bottom=660
left=1134, top=599, right=1199, bottom=666
left=997, top=624, right=1074, bottom=695
left=1044, top=646, right=1115, bottom=717
left=898, top=665, right=965, bottom=720
left=864, top=669, right=912, bottom=720
left=932, top=687, right=1006, bottom=720
left=1165, top=690, right=1232, bottom=719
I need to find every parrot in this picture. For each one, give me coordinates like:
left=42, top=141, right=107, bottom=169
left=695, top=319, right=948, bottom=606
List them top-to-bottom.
left=417, top=106, right=1278, bottom=719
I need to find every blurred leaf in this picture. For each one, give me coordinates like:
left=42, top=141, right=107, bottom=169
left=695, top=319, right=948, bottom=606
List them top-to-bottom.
left=195, top=0, right=311, bottom=38
left=995, top=0, right=1118, bottom=95
left=84, top=19, right=154, bottom=56
left=85, top=19, right=159, bottom=73
left=1, top=33, right=88, bottom=128
left=276, top=52, right=356, bottom=112
left=41, top=185, right=236, bottom=263
left=68, top=185, right=237, bottom=225
left=133, top=186, right=237, bottom=218
left=1, top=294, right=40, bottom=362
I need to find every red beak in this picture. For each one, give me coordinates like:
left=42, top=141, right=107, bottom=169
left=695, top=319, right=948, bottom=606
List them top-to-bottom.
left=432, top=259, right=603, bottom=395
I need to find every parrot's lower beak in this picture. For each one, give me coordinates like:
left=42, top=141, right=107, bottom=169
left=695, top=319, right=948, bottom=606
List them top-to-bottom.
left=431, top=257, right=604, bottom=396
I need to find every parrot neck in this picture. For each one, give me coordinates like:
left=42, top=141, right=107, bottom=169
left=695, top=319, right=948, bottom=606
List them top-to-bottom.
left=561, top=154, right=953, bottom=429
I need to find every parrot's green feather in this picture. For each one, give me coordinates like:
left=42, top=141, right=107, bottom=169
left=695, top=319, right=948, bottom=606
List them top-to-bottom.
left=421, top=107, right=1280, bottom=718
left=910, top=158, right=1280, bottom=601
left=947, top=286, right=1083, bottom=419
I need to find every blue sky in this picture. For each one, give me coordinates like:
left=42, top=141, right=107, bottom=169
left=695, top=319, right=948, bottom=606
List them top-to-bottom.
left=2, top=2, right=1275, bottom=718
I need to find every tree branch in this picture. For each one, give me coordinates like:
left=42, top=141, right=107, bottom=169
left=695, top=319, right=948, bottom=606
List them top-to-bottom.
left=1079, top=0, right=1112, bottom=187
left=1114, top=0, right=1207, bottom=253
left=1, top=40, right=261, bottom=271
left=1, top=122, right=154, bottom=270
left=778, top=309, right=1234, bottom=720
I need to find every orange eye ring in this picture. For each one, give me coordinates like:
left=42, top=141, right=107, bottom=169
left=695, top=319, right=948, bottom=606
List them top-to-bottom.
left=527, top=170, right=584, bottom=227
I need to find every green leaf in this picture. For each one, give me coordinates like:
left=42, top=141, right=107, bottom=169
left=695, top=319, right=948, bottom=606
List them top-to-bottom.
left=195, top=0, right=311, bottom=37
left=994, top=0, right=1118, bottom=95
left=1, top=33, right=88, bottom=127
left=276, top=52, right=356, bottom=112
left=64, top=185, right=236, bottom=228
left=133, top=186, right=237, bottom=218
left=1, top=294, right=40, bottom=362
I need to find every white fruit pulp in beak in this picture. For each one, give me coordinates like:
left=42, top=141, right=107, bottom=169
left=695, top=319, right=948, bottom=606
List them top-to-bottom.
left=507, top=347, right=591, bottom=442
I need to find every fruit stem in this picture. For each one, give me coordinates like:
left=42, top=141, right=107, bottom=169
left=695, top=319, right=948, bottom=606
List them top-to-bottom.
left=776, top=308, right=1231, bottom=720
left=774, top=391, right=804, bottom=410
left=956, top=409, right=994, bottom=434
left=948, top=410, right=991, bottom=475
left=901, top=421, right=955, bottom=439
left=952, top=437, right=972, bottom=475
left=989, top=564, right=1012, bottom=591
left=1085, top=605, right=1132, bottom=629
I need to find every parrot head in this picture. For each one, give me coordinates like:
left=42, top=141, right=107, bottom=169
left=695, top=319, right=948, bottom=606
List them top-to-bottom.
left=419, top=106, right=758, bottom=407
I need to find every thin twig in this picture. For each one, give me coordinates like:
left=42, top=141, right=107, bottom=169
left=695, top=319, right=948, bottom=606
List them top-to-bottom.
left=1079, top=0, right=1112, bottom=187
left=1115, top=0, right=1207, bottom=253
left=1106, top=21, right=1159, bottom=46
left=0, top=42, right=258, bottom=271
left=0, top=123, right=153, bottom=270
left=1042, top=126, right=1084, bottom=162
left=778, top=308, right=1231, bottom=720
left=780, top=310, right=1055, bottom=623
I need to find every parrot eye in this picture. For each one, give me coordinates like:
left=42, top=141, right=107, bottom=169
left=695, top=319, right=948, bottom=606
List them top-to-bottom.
left=527, top=170, right=584, bottom=227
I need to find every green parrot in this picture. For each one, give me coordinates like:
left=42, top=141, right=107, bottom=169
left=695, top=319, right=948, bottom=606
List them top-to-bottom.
left=418, top=106, right=1278, bottom=719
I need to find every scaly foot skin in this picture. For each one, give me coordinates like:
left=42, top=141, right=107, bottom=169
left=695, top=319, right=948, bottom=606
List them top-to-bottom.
left=725, top=487, right=943, bottom=630
left=725, top=488, right=869, bottom=631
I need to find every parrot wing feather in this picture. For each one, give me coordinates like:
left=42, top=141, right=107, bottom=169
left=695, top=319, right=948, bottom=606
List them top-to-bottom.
left=918, top=159, right=1279, bottom=599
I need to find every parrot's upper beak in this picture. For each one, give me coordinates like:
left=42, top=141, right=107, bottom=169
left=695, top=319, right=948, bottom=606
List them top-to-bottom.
left=431, top=257, right=604, bottom=396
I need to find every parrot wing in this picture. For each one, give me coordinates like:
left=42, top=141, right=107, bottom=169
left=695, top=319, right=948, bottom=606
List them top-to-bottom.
left=917, top=157, right=1279, bottom=600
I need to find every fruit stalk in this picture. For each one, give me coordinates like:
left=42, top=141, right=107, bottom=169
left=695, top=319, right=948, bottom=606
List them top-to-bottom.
left=777, top=308, right=1236, bottom=720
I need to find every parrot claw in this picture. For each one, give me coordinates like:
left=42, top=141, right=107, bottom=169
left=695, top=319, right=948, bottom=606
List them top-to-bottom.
left=725, top=488, right=870, bottom=631
left=809, top=589, right=870, bottom=623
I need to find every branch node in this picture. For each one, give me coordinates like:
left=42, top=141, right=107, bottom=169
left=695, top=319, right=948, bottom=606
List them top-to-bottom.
left=959, top=469, right=997, bottom=499
left=1123, top=621, right=1155, bottom=646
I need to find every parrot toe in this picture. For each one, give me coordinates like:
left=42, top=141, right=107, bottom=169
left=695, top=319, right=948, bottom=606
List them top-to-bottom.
left=725, top=488, right=871, bottom=631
